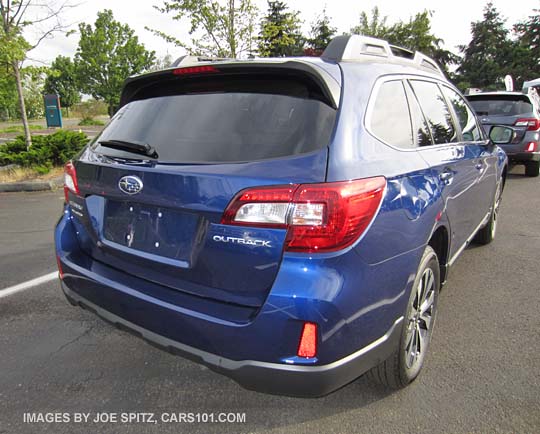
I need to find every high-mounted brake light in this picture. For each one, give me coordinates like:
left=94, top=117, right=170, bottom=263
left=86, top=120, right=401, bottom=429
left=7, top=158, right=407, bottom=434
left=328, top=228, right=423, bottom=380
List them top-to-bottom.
left=172, top=65, right=219, bottom=75
left=514, top=118, right=540, bottom=131
left=526, top=142, right=537, bottom=152
left=64, top=161, right=79, bottom=203
left=221, top=177, right=386, bottom=253
left=297, top=322, right=318, bottom=358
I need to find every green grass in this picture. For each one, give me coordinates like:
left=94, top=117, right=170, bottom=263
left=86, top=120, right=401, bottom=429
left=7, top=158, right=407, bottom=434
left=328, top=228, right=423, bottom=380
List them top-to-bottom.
left=0, top=124, right=44, bottom=134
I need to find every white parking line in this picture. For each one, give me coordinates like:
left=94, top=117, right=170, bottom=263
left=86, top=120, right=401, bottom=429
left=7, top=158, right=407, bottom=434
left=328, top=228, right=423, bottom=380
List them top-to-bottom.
left=0, top=272, right=58, bottom=299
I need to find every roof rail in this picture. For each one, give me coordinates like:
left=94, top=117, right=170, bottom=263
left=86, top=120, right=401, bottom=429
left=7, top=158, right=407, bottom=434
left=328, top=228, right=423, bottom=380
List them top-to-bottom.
left=321, top=35, right=444, bottom=77
left=171, top=55, right=234, bottom=67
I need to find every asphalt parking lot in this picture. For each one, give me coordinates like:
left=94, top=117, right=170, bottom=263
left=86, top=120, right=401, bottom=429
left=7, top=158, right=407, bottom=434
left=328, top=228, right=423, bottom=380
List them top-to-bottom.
left=0, top=166, right=539, bottom=434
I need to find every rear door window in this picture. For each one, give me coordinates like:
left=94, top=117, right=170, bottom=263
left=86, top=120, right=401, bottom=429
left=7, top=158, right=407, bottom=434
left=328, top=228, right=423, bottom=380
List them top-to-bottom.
left=92, top=77, right=337, bottom=163
left=369, top=80, right=414, bottom=149
left=409, top=80, right=458, bottom=145
left=404, top=82, right=433, bottom=147
left=442, top=87, right=482, bottom=141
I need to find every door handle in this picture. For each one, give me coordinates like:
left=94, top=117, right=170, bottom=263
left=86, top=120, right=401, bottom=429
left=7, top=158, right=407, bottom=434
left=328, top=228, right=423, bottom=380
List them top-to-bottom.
left=440, top=170, right=454, bottom=184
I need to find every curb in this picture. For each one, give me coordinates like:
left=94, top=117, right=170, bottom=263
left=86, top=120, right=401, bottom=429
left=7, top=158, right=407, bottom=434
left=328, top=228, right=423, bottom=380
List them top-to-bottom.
left=0, top=176, right=63, bottom=193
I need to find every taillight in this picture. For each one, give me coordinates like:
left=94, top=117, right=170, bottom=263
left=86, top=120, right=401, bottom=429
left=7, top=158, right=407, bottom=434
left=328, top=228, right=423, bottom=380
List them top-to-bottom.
left=172, top=65, right=219, bottom=75
left=514, top=118, right=540, bottom=131
left=526, top=142, right=537, bottom=152
left=64, top=161, right=79, bottom=203
left=221, top=177, right=386, bottom=253
left=297, top=322, right=318, bottom=358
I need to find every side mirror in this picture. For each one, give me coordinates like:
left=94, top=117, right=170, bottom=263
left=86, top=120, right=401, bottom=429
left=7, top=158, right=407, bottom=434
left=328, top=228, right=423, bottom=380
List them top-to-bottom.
left=489, top=125, right=515, bottom=144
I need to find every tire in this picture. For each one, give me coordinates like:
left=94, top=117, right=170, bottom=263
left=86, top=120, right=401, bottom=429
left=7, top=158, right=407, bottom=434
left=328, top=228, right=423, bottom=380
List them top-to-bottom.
left=525, top=160, right=540, bottom=177
left=474, top=180, right=502, bottom=245
left=366, top=246, right=440, bottom=389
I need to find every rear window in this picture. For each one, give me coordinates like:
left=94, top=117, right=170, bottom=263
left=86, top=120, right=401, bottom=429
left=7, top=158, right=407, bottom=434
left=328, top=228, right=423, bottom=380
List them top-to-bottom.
left=91, top=76, right=337, bottom=163
left=467, top=95, right=533, bottom=116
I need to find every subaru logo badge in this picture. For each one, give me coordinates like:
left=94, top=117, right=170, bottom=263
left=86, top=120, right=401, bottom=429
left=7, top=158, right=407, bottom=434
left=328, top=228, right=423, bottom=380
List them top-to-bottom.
left=118, top=175, right=143, bottom=195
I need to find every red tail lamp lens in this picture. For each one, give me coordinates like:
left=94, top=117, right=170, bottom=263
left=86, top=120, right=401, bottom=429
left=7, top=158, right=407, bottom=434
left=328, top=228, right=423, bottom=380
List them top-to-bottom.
left=63, top=161, right=79, bottom=203
left=221, top=177, right=386, bottom=253
left=297, top=322, right=318, bottom=358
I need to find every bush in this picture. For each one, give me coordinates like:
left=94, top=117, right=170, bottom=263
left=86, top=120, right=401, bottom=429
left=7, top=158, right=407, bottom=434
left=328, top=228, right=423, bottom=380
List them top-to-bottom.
left=73, top=100, right=108, bottom=120
left=78, top=117, right=105, bottom=126
left=0, top=130, right=89, bottom=168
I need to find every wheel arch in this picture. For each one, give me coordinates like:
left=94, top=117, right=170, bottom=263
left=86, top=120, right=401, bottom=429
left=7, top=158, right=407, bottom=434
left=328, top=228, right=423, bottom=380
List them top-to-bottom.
left=428, top=225, right=449, bottom=286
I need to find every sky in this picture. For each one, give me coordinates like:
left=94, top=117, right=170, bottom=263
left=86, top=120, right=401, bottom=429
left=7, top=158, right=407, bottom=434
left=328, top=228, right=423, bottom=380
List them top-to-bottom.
left=23, top=0, right=539, bottom=67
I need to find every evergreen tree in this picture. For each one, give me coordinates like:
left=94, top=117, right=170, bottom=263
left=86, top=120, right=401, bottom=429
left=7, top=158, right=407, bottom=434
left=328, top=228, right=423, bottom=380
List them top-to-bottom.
left=258, top=1, right=304, bottom=57
left=456, top=2, right=514, bottom=90
left=305, top=8, right=336, bottom=55
left=513, top=8, right=540, bottom=87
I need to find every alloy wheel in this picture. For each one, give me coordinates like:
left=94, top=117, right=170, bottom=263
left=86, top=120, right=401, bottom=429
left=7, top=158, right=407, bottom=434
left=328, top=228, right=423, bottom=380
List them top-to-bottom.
left=405, top=268, right=436, bottom=370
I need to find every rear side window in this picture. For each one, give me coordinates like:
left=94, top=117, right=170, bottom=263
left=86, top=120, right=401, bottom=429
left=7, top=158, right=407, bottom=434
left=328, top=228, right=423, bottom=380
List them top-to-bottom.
left=92, top=77, right=337, bottom=163
left=369, top=80, right=414, bottom=149
left=410, top=80, right=457, bottom=145
left=404, top=82, right=433, bottom=147
left=443, top=87, right=482, bottom=141
left=467, top=95, right=533, bottom=116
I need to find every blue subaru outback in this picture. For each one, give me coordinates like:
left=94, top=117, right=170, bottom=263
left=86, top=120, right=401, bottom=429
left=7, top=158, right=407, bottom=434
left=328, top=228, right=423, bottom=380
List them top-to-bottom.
left=55, top=36, right=511, bottom=397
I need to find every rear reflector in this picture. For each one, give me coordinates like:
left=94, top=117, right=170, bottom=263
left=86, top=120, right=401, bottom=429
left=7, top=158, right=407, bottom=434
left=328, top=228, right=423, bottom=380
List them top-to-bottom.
left=173, top=65, right=219, bottom=75
left=515, top=118, right=540, bottom=131
left=526, top=142, right=537, bottom=152
left=63, top=161, right=80, bottom=203
left=221, top=177, right=386, bottom=253
left=56, top=255, right=64, bottom=280
left=297, top=322, right=318, bottom=358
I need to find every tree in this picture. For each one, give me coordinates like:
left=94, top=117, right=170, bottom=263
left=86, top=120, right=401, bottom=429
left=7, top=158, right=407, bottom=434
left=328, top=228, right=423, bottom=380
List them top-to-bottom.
left=0, top=0, right=72, bottom=149
left=148, top=0, right=258, bottom=58
left=258, top=1, right=304, bottom=57
left=456, top=2, right=514, bottom=90
left=350, top=6, right=389, bottom=39
left=305, top=8, right=336, bottom=56
left=350, top=8, right=457, bottom=75
left=513, top=8, right=540, bottom=87
left=75, top=10, right=155, bottom=116
left=386, top=11, right=458, bottom=75
left=150, top=54, right=174, bottom=71
left=44, top=56, right=80, bottom=117
left=0, top=65, right=17, bottom=120
left=21, top=65, right=47, bottom=119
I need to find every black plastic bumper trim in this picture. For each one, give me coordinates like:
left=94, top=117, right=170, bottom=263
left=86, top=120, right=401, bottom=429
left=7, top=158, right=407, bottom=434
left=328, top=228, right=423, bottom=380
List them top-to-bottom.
left=62, top=282, right=403, bottom=397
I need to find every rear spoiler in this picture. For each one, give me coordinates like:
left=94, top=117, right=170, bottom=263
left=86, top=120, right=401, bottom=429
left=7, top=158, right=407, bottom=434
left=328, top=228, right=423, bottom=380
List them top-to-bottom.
left=119, top=60, right=341, bottom=111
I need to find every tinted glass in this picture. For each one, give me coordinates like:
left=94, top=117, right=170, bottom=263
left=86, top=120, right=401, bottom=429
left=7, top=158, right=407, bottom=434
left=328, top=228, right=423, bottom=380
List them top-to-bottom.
left=92, top=78, right=337, bottom=163
left=370, top=80, right=414, bottom=148
left=410, top=80, right=457, bottom=145
left=404, top=82, right=433, bottom=147
left=443, top=87, right=482, bottom=141
left=467, top=95, right=533, bottom=116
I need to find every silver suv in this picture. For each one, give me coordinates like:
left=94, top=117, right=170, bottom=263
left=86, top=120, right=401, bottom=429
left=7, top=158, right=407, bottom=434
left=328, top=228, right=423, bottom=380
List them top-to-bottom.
left=466, top=91, right=540, bottom=177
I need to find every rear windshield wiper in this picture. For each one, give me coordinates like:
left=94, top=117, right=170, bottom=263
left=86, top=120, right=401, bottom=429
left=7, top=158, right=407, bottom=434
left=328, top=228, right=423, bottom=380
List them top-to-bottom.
left=98, top=139, right=159, bottom=159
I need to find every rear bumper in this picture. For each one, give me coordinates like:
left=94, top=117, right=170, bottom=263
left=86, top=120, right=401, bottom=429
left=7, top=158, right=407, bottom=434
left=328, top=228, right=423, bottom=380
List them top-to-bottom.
left=507, top=151, right=540, bottom=162
left=55, top=207, right=415, bottom=397
left=62, top=281, right=402, bottom=397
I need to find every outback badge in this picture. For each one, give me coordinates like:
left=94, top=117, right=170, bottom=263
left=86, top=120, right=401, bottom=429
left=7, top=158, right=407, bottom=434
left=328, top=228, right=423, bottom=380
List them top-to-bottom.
left=118, top=175, right=143, bottom=195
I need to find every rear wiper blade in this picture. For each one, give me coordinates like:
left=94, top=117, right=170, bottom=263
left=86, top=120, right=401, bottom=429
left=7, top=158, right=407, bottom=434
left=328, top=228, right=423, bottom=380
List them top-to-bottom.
left=98, top=139, right=158, bottom=159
